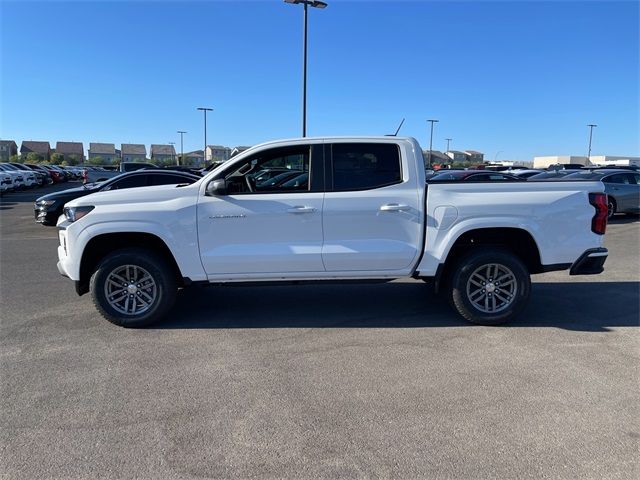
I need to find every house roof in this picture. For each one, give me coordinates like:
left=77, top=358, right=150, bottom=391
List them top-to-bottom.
left=0, top=140, right=18, bottom=149
left=20, top=141, right=51, bottom=154
left=55, top=142, right=84, bottom=155
left=89, top=143, right=116, bottom=155
left=121, top=144, right=147, bottom=155
left=150, top=144, right=176, bottom=156
left=207, top=145, right=229, bottom=150
left=185, top=150, right=204, bottom=157
left=424, top=150, right=450, bottom=161
left=448, top=150, right=467, bottom=155
left=465, top=150, right=483, bottom=155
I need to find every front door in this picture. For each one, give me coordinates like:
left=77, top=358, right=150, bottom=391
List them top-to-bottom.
left=197, top=144, right=326, bottom=277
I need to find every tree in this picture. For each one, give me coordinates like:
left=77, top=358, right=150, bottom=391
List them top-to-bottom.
left=26, top=152, right=42, bottom=163
left=50, top=153, right=64, bottom=165
left=9, top=154, right=22, bottom=163
left=66, top=155, right=80, bottom=166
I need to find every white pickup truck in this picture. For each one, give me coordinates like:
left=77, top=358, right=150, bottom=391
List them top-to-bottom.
left=56, top=137, right=609, bottom=327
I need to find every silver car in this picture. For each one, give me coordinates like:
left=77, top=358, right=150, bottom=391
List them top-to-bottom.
left=562, top=169, right=640, bottom=219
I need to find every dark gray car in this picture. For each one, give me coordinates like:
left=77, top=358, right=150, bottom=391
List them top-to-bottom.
left=562, top=169, right=640, bottom=219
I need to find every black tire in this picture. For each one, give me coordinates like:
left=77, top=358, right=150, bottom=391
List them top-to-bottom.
left=607, top=197, right=616, bottom=220
left=89, top=248, right=177, bottom=327
left=448, top=248, right=530, bottom=326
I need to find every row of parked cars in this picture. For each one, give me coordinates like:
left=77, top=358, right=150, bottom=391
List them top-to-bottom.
left=0, top=162, right=88, bottom=194
left=425, top=165, right=640, bottom=219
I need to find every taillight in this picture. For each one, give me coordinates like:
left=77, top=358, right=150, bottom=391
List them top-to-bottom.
left=589, top=192, right=607, bottom=235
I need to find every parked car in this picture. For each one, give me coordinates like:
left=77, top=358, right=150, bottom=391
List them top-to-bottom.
left=56, top=136, right=608, bottom=328
left=83, top=162, right=158, bottom=184
left=0, top=163, right=38, bottom=187
left=8, top=163, right=48, bottom=186
left=0, top=164, right=26, bottom=189
left=25, top=164, right=55, bottom=184
left=39, top=165, right=65, bottom=183
left=163, top=165, right=203, bottom=176
left=249, top=168, right=295, bottom=184
left=35, top=169, right=200, bottom=226
left=508, top=169, right=545, bottom=179
left=560, top=169, right=640, bottom=219
left=428, top=170, right=522, bottom=182
left=527, top=170, right=576, bottom=181
left=0, top=172, right=13, bottom=194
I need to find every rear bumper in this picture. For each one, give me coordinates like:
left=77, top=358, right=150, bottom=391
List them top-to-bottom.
left=570, top=247, right=608, bottom=275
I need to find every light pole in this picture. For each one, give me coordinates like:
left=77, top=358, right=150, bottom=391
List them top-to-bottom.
left=284, top=0, right=328, bottom=137
left=197, top=107, right=213, bottom=163
left=427, top=119, right=439, bottom=167
left=587, top=124, right=597, bottom=164
left=177, top=131, right=186, bottom=166
left=445, top=138, right=452, bottom=153
left=169, top=141, right=176, bottom=165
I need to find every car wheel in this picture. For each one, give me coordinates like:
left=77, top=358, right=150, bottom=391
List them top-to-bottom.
left=607, top=197, right=616, bottom=220
left=89, top=248, right=177, bottom=327
left=448, top=248, right=530, bottom=326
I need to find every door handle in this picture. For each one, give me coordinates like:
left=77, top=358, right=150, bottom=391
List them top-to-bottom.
left=380, top=203, right=409, bottom=212
left=287, top=206, right=316, bottom=213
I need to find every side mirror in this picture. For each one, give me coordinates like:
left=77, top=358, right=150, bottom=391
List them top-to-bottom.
left=206, top=179, right=227, bottom=196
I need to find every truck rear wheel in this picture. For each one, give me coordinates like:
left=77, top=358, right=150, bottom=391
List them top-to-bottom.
left=89, top=248, right=177, bottom=327
left=449, top=249, right=530, bottom=325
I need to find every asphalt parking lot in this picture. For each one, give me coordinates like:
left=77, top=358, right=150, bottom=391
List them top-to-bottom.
left=1, top=183, right=639, bottom=479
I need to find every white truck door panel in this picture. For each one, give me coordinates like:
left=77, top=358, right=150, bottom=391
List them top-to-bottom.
left=321, top=141, right=423, bottom=272
left=196, top=143, right=326, bottom=276
left=197, top=193, right=325, bottom=275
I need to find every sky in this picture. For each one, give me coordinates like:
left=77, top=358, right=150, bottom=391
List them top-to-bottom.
left=1, top=0, right=638, bottom=161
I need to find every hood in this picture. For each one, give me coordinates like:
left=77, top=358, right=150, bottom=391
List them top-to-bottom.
left=65, top=182, right=201, bottom=208
left=36, top=185, right=97, bottom=203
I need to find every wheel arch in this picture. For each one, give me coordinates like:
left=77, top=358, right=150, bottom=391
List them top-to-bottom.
left=434, top=227, right=542, bottom=294
left=77, top=232, right=184, bottom=295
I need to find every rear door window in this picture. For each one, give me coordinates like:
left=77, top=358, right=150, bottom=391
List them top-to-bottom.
left=330, top=143, right=402, bottom=191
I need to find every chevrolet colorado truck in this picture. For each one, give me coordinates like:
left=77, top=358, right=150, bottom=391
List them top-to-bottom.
left=56, top=137, right=609, bottom=327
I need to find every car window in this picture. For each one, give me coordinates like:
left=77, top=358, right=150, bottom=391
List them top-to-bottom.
left=331, top=143, right=401, bottom=191
left=217, top=145, right=311, bottom=194
left=149, top=174, right=194, bottom=186
left=604, top=174, right=629, bottom=184
left=634, top=174, right=640, bottom=185
left=107, top=175, right=149, bottom=190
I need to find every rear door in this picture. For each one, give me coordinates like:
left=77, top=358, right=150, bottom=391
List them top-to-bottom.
left=321, top=141, right=423, bottom=273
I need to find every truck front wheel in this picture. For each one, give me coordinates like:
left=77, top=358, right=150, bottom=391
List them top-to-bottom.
left=89, top=248, right=177, bottom=327
left=449, top=249, right=530, bottom=325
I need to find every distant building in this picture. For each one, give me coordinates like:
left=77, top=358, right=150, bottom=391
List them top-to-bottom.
left=0, top=140, right=18, bottom=160
left=20, top=141, right=51, bottom=161
left=55, top=142, right=85, bottom=162
left=88, top=143, right=117, bottom=163
left=121, top=144, right=147, bottom=162
left=150, top=144, right=176, bottom=163
left=206, top=145, right=231, bottom=162
left=230, top=146, right=251, bottom=158
left=182, top=150, right=204, bottom=166
left=423, top=150, right=451, bottom=166
left=446, top=150, right=469, bottom=162
left=465, top=150, right=484, bottom=163
left=533, top=155, right=640, bottom=169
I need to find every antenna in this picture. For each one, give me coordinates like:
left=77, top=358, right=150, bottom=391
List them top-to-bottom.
left=393, top=118, right=405, bottom=136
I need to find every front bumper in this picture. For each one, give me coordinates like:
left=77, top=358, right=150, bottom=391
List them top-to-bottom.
left=570, top=247, right=608, bottom=275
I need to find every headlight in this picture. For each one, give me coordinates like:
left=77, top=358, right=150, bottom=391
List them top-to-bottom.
left=37, top=200, right=56, bottom=207
left=64, top=206, right=95, bottom=222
